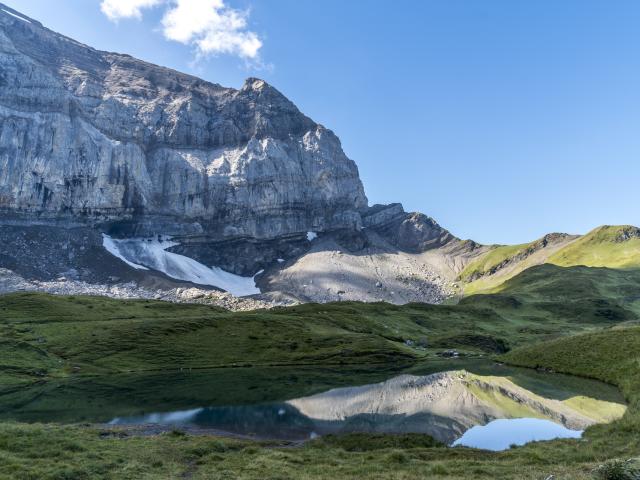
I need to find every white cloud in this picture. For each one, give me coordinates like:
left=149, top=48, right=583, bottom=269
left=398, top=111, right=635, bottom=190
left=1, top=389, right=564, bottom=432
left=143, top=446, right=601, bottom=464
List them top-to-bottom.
left=100, top=0, right=263, bottom=60
left=100, top=0, right=163, bottom=21
left=162, top=0, right=262, bottom=59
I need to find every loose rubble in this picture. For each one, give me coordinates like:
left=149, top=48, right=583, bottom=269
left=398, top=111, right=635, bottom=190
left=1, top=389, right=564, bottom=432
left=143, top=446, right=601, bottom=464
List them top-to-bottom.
left=0, top=268, right=282, bottom=312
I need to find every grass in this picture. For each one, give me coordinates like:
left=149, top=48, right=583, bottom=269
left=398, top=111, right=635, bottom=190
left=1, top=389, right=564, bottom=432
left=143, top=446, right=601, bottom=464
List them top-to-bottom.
left=460, top=225, right=640, bottom=294
left=548, top=226, right=640, bottom=269
left=459, top=242, right=537, bottom=282
left=486, top=263, right=640, bottom=309
left=1, top=264, right=640, bottom=478
left=2, top=264, right=638, bottom=388
left=0, top=295, right=421, bottom=381
left=502, top=325, right=640, bottom=396
left=0, top=418, right=633, bottom=480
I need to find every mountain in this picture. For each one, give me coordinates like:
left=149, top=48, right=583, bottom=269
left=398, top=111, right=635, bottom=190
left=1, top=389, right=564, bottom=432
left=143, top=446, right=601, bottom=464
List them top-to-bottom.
left=0, top=4, right=637, bottom=307
left=0, top=4, right=467, bottom=303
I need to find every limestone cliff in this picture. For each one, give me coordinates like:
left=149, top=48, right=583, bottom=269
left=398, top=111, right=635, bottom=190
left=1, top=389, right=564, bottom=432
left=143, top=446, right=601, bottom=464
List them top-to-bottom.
left=0, top=4, right=367, bottom=240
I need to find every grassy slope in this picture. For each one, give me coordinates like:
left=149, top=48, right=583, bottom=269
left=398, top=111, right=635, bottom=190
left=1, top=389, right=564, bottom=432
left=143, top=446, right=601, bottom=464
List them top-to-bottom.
left=461, top=225, right=640, bottom=294
left=548, top=225, right=640, bottom=269
left=460, top=241, right=561, bottom=296
left=459, top=243, right=531, bottom=281
left=486, top=263, right=640, bottom=308
left=460, top=264, right=640, bottom=339
left=1, top=265, right=640, bottom=478
left=0, top=295, right=422, bottom=383
left=503, top=326, right=640, bottom=396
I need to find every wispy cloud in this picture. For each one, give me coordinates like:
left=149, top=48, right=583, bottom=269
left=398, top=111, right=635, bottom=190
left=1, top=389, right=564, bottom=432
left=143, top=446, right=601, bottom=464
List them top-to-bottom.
left=100, top=0, right=263, bottom=60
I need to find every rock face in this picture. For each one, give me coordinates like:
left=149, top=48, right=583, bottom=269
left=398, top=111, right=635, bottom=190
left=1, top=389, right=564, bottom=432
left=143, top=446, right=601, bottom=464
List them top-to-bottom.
left=0, top=4, right=367, bottom=241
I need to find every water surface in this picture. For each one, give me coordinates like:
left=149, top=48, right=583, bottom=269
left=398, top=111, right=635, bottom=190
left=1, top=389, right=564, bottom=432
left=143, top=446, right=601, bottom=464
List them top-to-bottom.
left=0, top=360, right=625, bottom=450
left=452, top=418, right=583, bottom=450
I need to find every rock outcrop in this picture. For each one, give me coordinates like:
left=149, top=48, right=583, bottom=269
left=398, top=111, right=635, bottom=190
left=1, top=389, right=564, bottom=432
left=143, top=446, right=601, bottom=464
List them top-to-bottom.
left=0, top=4, right=367, bottom=242
left=363, top=203, right=456, bottom=252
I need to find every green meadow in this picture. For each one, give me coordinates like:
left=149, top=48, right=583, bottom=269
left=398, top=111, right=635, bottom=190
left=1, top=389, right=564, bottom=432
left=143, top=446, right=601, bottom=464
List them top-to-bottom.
left=1, top=262, right=640, bottom=479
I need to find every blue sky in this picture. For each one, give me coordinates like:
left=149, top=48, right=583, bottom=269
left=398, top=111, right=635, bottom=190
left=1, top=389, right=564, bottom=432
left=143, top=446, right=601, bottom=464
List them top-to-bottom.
left=7, top=0, right=640, bottom=244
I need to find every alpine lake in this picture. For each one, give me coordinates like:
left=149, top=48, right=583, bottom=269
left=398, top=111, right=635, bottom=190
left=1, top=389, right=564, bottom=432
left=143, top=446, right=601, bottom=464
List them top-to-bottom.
left=0, top=359, right=626, bottom=451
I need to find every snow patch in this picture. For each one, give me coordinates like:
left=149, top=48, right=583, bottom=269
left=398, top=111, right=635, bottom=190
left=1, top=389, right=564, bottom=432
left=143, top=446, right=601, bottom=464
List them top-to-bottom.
left=2, top=9, right=31, bottom=23
left=307, top=231, right=317, bottom=241
left=102, top=234, right=148, bottom=270
left=102, top=235, right=261, bottom=296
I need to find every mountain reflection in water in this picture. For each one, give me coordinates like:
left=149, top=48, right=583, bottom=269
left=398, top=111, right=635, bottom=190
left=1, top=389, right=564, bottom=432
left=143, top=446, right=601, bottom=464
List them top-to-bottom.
left=108, top=369, right=626, bottom=449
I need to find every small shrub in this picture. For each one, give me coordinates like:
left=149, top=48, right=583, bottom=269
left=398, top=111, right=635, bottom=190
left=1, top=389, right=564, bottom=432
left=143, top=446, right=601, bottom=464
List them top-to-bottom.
left=206, top=440, right=230, bottom=453
left=188, top=446, right=210, bottom=457
left=242, top=446, right=259, bottom=455
left=386, top=450, right=409, bottom=464
left=593, top=459, right=640, bottom=480
left=431, top=464, right=449, bottom=475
